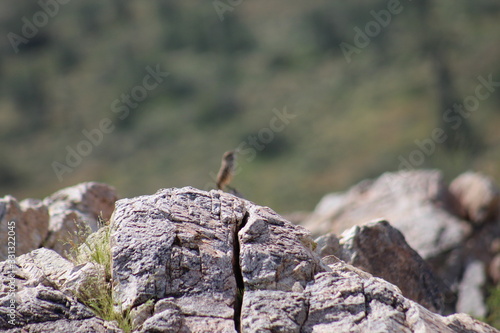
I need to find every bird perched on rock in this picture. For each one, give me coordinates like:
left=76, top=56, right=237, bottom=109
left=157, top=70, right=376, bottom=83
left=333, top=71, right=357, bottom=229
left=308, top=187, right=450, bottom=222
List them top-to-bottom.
left=216, top=150, right=237, bottom=191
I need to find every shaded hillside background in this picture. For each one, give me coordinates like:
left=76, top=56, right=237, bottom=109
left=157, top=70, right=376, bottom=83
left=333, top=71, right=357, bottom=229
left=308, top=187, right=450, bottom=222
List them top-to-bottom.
left=1, top=0, right=500, bottom=213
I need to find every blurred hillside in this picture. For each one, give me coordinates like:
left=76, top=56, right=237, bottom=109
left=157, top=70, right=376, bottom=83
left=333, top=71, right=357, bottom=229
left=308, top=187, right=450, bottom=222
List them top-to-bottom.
left=1, top=0, right=500, bottom=213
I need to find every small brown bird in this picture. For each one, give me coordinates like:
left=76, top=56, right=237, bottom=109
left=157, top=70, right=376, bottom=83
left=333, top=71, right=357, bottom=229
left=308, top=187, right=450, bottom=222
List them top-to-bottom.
left=216, top=150, right=237, bottom=191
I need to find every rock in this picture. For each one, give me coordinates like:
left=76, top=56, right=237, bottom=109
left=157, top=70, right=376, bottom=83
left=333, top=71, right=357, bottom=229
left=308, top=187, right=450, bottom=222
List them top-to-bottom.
left=302, top=170, right=470, bottom=259
left=449, top=172, right=500, bottom=225
left=0, top=182, right=117, bottom=260
left=43, top=182, right=117, bottom=256
left=44, top=182, right=117, bottom=221
left=1, top=185, right=498, bottom=332
left=110, top=186, right=497, bottom=332
left=111, top=187, right=243, bottom=330
left=111, top=187, right=322, bottom=332
left=0, top=196, right=49, bottom=260
left=239, top=204, right=323, bottom=291
left=317, top=220, right=446, bottom=313
left=315, top=232, right=341, bottom=258
left=0, top=248, right=75, bottom=295
left=0, top=248, right=120, bottom=332
left=302, top=261, right=497, bottom=333
left=456, top=261, right=487, bottom=318
left=61, top=262, right=107, bottom=299
left=0, top=285, right=94, bottom=329
left=241, top=290, right=307, bottom=332
left=140, top=297, right=237, bottom=333
left=141, top=298, right=236, bottom=333
left=131, top=301, right=155, bottom=330
left=140, top=302, right=184, bottom=333
left=444, top=312, right=499, bottom=333
left=2, top=317, right=123, bottom=333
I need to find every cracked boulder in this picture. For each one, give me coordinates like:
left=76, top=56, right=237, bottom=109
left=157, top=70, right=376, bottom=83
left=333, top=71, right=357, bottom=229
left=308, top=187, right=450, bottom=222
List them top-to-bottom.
left=111, top=187, right=323, bottom=332
left=111, top=187, right=245, bottom=331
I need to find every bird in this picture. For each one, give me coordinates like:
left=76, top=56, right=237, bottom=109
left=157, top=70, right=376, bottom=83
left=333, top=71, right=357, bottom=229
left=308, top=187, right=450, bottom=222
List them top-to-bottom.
left=216, top=150, right=237, bottom=191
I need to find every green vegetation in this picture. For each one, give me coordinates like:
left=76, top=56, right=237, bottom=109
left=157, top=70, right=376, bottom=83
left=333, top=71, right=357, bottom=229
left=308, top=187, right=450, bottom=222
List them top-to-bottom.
left=1, top=1, right=499, bottom=214
left=66, top=221, right=132, bottom=332
left=486, top=284, right=500, bottom=329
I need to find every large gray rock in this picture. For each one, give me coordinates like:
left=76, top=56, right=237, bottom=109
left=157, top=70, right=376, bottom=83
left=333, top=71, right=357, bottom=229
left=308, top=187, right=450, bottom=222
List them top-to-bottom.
left=302, top=170, right=470, bottom=259
left=111, top=187, right=323, bottom=332
left=111, top=187, right=243, bottom=331
left=111, top=187, right=241, bottom=304
left=0, top=196, right=49, bottom=260
left=316, top=220, right=446, bottom=313
left=0, top=286, right=93, bottom=328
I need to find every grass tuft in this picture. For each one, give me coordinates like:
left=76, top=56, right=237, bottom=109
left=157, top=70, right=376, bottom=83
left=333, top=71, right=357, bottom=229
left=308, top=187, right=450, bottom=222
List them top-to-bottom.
left=65, top=218, right=132, bottom=332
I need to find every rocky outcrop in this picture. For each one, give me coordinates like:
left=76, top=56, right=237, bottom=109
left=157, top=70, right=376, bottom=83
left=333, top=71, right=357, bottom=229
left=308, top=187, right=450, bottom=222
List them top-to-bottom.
left=302, top=170, right=500, bottom=316
left=0, top=182, right=117, bottom=260
left=0, top=185, right=498, bottom=332
left=109, top=187, right=497, bottom=332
